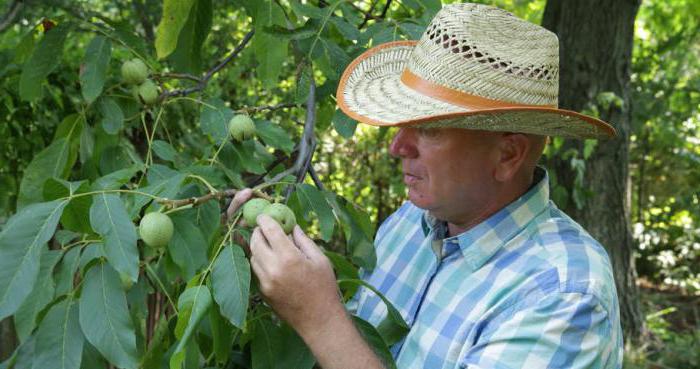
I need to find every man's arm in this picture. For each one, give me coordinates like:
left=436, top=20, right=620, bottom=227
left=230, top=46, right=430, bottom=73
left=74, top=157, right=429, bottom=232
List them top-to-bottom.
left=249, top=215, right=385, bottom=369
left=462, top=291, right=622, bottom=369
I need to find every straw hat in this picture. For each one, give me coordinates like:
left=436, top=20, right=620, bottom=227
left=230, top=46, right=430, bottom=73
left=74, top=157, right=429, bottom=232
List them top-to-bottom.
left=336, top=3, right=616, bottom=139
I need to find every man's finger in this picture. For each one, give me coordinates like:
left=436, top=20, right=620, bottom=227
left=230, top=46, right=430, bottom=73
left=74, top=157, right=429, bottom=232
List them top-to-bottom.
left=226, top=188, right=253, bottom=220
left=256, top=214, right=295, bottom=255
left=292, top=225, right=324, bottom=261
left=249, top=227, right=274, bottom=263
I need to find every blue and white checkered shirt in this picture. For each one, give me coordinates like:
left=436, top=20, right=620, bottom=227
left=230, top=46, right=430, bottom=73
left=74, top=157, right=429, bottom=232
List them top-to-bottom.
left=349, top=168, right=623, bottom=368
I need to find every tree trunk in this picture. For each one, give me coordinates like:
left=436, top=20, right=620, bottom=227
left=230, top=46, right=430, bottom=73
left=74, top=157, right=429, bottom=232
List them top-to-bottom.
left=541, top=0, right=644, bottom=341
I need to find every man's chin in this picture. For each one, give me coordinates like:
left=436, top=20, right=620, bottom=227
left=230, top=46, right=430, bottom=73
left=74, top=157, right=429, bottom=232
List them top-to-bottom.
left=407, top=190, right=434, bottom=211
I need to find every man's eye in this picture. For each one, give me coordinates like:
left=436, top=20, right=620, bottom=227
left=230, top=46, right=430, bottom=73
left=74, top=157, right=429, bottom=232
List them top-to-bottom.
left=417, top=127, right=440, bottom=138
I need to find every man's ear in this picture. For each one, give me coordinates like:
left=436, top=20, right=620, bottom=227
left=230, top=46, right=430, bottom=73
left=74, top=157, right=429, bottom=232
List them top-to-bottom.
left=493, top=133, right=530, bottom=182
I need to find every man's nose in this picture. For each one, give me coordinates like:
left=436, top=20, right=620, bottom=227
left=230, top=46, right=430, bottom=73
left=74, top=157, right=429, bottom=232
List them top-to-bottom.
left=389, top=128, right=419, bottom=158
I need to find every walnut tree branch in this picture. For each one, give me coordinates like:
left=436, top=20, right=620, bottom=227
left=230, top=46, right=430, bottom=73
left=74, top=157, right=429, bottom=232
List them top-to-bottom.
left=0, top=0, right=24, bottom=33
left=162, top=29, right=256, bottom=99
left=267, top=78, right=317, bottom=191
left=159, top=188, right=272, bottom=210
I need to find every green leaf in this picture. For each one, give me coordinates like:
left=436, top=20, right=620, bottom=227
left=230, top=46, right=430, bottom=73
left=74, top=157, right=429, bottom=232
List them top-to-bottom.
left=155, top=0, right=196, bottom=59
left=169, top=0, right=213, bottom=73
left=252, top=1, right=289, bottom=89
left=290, top=1, right=326, bottom=19
left=330, top=17, right=361, bottom=40
left=398, top=22, right=425, bottom=40
left=19, top=23, right=70, bottom=101
left=263, top=23, right=317, bottom=40
left=80, top=36, right=112, bottom=103
left=322, top=39, right=351, bottom=79
left=295, top=64, right=311, bottom=104
left=98, top=97, right=125, bottom=135
left=200, top=98, right=233, bottom=143
left=332, top=109, right=357, bottom=138
left=255, top=120, right=295, bottom=154
left=17, top=138, right=71, bottom=209
left=152, top=140, right=178, bottom=162
left=91, top=165, right=141, bottom=191
left=130, top=173, right=186, bottom=217
left=43, top=179, right=92, bottom=234
left=293, top=184, right=335, bottom=241
left=89, top=193, right=139, bottom=283
left=325, top=194, right=375, bottom=270
left=0, top=199, right=68, bottom=320
left=168, top=215, right=208, bottom=280
left=78, top=243, right=106, bottom=272
left=211, top=244, right=250, bottom=329
left=54, top=246, right=81, bottom=297
left=14, top=249, right=62, bottom=342
left=79, top=262, right=139, bottom=369
left=339, top=279, right=409, bottom=346
left=170, top=286, right=212, bottom=369
left=32, top=299, right=84, bottom=369
left=209, top=307, right=234, bottom=365
left=352, top=317, right=397, bottom=369
left=251, top=319, right=280, bottom=369
left=276, top=324, right=315, bottom=369
left=11, top=335, right=35, bottom=369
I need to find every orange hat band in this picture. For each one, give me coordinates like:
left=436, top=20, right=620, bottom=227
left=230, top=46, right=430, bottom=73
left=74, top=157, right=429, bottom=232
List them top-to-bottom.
left=400, top=69, right=557, bottom=111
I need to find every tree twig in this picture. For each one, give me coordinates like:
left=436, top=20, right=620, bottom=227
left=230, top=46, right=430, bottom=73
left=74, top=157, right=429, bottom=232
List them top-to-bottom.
left=0, top=0, right=24, bottom=33
left=132, top=0, right=154, bottom=43
left=359, top=0, right=380, bottom=29
left=162, top=29, right=256, bottom=98
left=154, top=72, right=202, bottom=83
left=268, top=78, right=316, bottom=191
left=235, top=102, right=300, bottom=114
left=308, top=165, right=326, bottom=191
left=159, top=188, right=272, bottom=210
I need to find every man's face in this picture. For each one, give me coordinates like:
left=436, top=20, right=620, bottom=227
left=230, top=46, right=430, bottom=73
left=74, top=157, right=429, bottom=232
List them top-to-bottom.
left=388, top=127, right=501, bottom=223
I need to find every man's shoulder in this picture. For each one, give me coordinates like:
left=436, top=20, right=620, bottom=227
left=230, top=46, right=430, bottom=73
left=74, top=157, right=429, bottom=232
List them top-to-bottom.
left=514, top=205, right=618, bottom=310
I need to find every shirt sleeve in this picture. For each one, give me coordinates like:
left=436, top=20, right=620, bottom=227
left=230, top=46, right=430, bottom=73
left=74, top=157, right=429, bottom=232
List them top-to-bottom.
left=460, top=291, right=619, bottom=369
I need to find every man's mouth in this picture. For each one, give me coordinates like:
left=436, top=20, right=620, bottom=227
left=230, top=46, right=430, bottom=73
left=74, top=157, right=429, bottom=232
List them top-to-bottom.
left=403, top=173, right=421, bottom=185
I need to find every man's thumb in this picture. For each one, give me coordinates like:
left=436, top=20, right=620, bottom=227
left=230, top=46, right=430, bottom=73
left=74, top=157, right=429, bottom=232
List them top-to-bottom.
left=293, top=226, right=323, bottom=260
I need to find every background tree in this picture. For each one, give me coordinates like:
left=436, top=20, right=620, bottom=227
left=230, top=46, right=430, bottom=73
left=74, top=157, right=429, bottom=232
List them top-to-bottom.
left=541, top=0, right=644, bottom=340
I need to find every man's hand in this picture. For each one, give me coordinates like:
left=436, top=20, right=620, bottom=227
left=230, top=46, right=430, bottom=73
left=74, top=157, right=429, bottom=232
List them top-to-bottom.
left=226, top=188, right=253, bottom=223
left=249, top=214, right=344, bottom=335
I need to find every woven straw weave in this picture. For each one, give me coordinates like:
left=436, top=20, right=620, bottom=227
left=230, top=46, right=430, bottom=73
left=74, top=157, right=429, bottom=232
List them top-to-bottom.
left=336, top=3, right=615, bottom=139
left=409, top=3, right=559, bottom=106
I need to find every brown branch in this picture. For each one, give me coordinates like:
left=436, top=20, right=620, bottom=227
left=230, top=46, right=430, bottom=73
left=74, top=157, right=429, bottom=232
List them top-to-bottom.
left=0, top=0, right=24, bottom=33
left=132, top=0, right=154, bottom=43
left=359, top=0, right=380, bottom=29
left=162, top=29, right=256, bottom=99
left=154, top=72, right=202, bottom=83
left=269, top=78, right=317, bottom=191
left=235, top=102, right=300, bottom=114
left=308, top=165, right=326, bottom=191
left=159, top=188, right=272, bottom=210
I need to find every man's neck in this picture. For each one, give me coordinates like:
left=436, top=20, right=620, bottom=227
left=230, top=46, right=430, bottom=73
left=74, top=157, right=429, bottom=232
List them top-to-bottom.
left=445, top=174, right=537, bottom=237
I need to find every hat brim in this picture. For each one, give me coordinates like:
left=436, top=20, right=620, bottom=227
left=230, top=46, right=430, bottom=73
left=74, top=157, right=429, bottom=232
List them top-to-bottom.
left=336, top=41, right=616, bottom=139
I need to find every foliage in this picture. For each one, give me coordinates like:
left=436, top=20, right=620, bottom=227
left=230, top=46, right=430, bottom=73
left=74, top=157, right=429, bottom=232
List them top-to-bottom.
left=0, top=0, right=444, bottom=368
left=629, top=0, right=700, bottom=293
left=623, top=288, right=700, bottom=369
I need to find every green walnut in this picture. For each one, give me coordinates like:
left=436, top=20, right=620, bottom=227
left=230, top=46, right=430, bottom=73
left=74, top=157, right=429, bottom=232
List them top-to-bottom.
left=121, top=58, right=149, bottom=85
left=135, top=79, right=159, bottom=105
left=228, top=114, right=256, bottom=141
left=242, top=198, right=271, bottom=227
left=263, top=203, right=297, bottom=234
left=139, top=212, right=174, bottom=249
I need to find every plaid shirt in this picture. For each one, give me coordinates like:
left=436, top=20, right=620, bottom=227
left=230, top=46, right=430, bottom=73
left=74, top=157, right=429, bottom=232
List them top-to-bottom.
left=349, top=168, right=623, bottom=368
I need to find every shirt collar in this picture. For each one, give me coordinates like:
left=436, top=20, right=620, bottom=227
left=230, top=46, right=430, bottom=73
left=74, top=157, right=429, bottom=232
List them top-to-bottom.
left=421, top=166, right=550, bottom=271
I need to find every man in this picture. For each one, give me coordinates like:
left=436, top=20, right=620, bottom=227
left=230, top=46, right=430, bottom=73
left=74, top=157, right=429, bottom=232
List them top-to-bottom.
left=229, top=3, right=623, bottom=368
